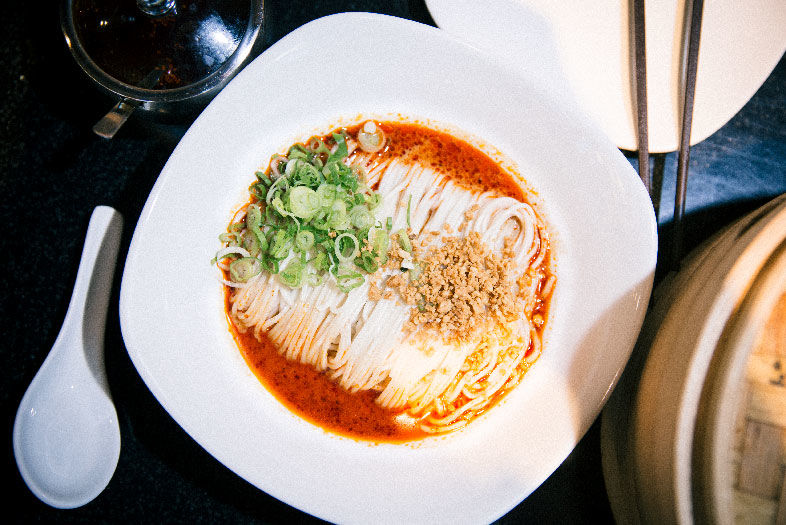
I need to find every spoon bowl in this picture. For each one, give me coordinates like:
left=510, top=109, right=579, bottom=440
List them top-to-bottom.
left=13, top=206, right=123, bottom=508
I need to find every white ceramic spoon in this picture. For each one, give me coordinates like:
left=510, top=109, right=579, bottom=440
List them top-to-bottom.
left=13, top=206, right=123, bottom=509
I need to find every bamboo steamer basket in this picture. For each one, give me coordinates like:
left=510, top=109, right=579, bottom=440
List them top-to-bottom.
left=601, top=193, right=786, bottom=524
left=693, top=241, right=786, bottom=525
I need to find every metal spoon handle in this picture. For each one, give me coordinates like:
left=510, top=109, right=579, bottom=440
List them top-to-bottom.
left=93, top=69, right=163, bottom=139
left=93, top=101, right=137, bottom=140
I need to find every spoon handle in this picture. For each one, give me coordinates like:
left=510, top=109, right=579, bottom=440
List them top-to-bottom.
left=58, top=207, right=123, bottom=368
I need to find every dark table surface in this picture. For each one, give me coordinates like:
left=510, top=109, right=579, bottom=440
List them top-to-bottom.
left=3, top=1, right=784, bottom=523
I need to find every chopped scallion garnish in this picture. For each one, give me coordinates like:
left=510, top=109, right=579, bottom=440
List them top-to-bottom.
left=216, top=129, right=403, bottom=292
left=397, top=228, right=412, bottom=253
left=295, top=230, right=315, bottom=252
left=334, top=232, right=359, bottom=262
left=229, top=257, right=261, bottom=283
left=279, top=259, right=305, bottom=288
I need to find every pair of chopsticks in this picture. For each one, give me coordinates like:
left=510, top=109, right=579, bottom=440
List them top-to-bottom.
left=633, top=0, right=704, bottom=269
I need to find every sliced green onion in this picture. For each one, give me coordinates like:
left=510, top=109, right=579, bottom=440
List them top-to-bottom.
left=357, top=121, right=386, bottom=153
left=218, top=128, right=395, bottom=294
left=327, top=132, right=348, bottom=164
left=309, top=138, right=331, bottom=155
left=287, top=144, right=309, bottom=160
left=269, top=155, right=286, bottom=178
left=290, top=160, right=322, bottom=188
left=322, top=161, right=354, bottom=189
left=353, top=165, right=368, bottom=184
left=342, top=171, right=359, bottom=192
left=266, top=175, right=290, bottom=206
left=249, top=181, right=267, bottom=200
left=316, top=183, right=339, bottom=207
left=288, top=186, right=321, bottom=219
left=366, top=192, right=382, bottom=210
left=406, top=195, right=412, bottom=228
left=271, top=196, right=289, bottom=218
left=328, top=200, right=350, bottom=230
left=246, top=204, right=262, bottom=231
left=265, top=204, right=284, bottom=226
left=349, top=205, right=374, bottom=230
left=310, top=210, right=331, bottom=230
left=370, top=227, right=390, bottom=264
left=253, top=228, right=268, bottom=252
left=397, top=228, right=412, bottom=253
left=269, top=229, right=293, bottom=259
left=241, top=230, right=261, bottom=257
left=295, top=230, right=315, bottom=252
left=219, top=232, right=239, bottom=246
left=334, top=232, right=359, bottom=262
left=320, top=238, right=335, bottom=252
left=212, top=245, right=250, bottom=265
left=216, top=245, right=250, bottom=257
left=312, top=250, right=330, bottom=273
left=327, top=251, right=339, bottom=275
left=354, top=251, right=379, bottom=273
left=260, top=255, right=279, bottom=274
left=229, top=257, right=261, bottom=283
left=279, top=259, right=305, bottom=288
left=408, top=261, right=423, bottom=281
left=335, top=268, right=364, bottom=293
left=305, top=270, right=326, bottom=287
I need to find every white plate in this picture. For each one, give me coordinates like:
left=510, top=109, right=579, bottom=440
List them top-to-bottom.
left=425, top=0, right=786, bottom=153
left=119, top=13, right=657, bottom=524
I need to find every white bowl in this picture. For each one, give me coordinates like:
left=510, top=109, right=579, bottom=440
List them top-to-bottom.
left=120, top=13, right=657, bottom=523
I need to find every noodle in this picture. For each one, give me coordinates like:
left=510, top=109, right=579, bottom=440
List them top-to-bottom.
left=218, top=122, right=554, bottom=436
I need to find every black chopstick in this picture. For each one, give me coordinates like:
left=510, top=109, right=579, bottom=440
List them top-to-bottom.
left=633, top=0, right=651, bottom=196
left=671, top=0, right=704, bottom=269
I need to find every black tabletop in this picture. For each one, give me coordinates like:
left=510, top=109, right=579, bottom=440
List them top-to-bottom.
left=3, top=1, right=785, bottom=523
